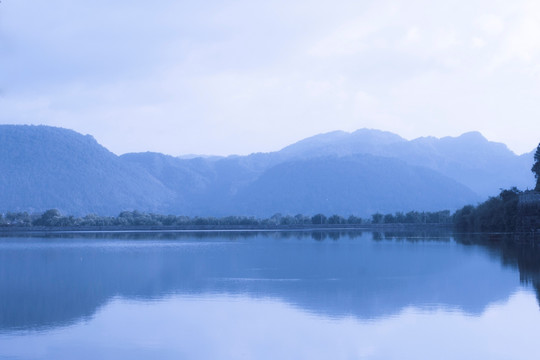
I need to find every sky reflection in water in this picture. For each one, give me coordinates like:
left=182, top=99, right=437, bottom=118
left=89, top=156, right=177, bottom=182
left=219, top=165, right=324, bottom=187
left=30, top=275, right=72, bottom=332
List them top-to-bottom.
left=0, top=231, right=539, bottom=359
left=2, top=292, right=539, bottom=360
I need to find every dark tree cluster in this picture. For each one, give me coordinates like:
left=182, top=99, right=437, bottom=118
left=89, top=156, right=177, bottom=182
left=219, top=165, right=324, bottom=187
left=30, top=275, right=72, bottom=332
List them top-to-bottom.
left=533, top=143, right=540, bottom=192
left=453, top=188, right=521, bottom=232
left=370, top=210, right=452, bottom=225
left=0, top=212, right=34, bottom=227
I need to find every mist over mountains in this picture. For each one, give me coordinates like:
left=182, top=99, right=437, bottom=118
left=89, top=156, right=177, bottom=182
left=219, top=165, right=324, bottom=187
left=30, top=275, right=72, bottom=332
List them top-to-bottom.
left=0, top=125, right=535, bottom=216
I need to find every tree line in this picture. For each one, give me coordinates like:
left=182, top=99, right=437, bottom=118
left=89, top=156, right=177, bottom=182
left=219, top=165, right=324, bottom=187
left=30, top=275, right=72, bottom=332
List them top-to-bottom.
left=0, top=209, right=453, bottom=228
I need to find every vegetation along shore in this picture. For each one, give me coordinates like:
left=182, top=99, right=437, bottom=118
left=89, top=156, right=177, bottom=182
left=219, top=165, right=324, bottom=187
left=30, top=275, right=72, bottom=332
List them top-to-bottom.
left=1, top=142, right=539, bottom=235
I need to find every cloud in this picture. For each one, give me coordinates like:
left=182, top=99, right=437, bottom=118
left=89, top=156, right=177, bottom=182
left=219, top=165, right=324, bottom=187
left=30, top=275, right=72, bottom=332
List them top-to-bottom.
left=1, top=0, right=540, bottom=155
left=477, top=14, right=505, bottom=36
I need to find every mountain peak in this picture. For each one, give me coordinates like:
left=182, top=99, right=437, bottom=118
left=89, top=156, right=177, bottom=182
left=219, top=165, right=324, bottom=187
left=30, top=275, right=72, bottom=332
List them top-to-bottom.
left=278, top=128, right=404, bottom=158
left=351, top=128, right=404, bottom=138
left=457, top=131, right=487, bottom=141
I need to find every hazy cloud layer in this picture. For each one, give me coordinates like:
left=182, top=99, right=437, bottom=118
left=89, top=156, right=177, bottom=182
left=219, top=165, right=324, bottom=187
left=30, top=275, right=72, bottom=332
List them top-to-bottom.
left=1, top=0, right=539, bottom=155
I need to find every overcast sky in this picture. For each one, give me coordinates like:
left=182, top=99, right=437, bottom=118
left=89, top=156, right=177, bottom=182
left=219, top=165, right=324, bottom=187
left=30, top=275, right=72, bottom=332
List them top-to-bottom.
left=1, top=0, right=540, bottom=156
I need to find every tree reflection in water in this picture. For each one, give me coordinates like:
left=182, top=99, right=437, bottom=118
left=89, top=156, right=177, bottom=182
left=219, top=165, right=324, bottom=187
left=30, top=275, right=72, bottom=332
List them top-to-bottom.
left=0, top=230, right=538, bottom=333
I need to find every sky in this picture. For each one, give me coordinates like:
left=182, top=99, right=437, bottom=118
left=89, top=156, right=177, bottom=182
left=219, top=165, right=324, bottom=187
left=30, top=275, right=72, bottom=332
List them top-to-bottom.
left=1, top=0, right=540, bottom=156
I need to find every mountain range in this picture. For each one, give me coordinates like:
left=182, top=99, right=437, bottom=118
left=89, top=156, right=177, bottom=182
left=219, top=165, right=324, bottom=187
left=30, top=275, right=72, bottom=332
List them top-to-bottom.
left=0, top=125, right=535, bottom=216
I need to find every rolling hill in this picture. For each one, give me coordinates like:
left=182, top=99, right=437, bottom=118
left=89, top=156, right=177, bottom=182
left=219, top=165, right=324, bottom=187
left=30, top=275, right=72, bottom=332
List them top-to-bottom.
left=0, top=125, right=173, bottom=215
left=1, top=125, right=535, bottom=217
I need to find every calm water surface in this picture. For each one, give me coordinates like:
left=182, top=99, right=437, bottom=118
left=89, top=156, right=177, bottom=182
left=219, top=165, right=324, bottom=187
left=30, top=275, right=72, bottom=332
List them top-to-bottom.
left=0, top=231, right=539, bottom=359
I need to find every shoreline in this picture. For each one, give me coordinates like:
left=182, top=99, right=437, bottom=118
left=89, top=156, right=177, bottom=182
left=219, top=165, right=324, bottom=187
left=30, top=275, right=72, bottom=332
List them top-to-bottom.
left=0, top=223, right=453, bottom=234
left=1, top=225, right=539, bottom=244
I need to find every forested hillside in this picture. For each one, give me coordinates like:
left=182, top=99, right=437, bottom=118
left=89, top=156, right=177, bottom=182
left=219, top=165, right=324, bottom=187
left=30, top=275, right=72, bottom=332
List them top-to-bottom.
left=0, top=125, right=172, bottom=215
left=1, top=125, right=533, bottom=216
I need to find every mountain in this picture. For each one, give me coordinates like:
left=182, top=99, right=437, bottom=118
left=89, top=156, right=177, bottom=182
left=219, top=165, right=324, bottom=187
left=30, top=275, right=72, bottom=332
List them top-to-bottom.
left=0, top=125, right=173, bottom=215
left=0, top=125, right=534, bottom=217
left=278, top=129, right=535, bottom=197
left=278, top=129, right=406, bottom=158
left=121, top=151, right=481, bottom=217
left=120, top=152, right=271, bottom=215
left=233, top=155, right=479, bottom=217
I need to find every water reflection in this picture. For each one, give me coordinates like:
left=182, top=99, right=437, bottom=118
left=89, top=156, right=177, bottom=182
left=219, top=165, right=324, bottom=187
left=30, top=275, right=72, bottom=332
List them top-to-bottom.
left=0, top=230, right=538, bottom=334
left=454, top=232, right=540, bottom=306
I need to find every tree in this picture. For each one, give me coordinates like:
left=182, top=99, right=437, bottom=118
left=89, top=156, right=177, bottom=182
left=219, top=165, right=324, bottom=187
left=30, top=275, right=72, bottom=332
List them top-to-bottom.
left=533, top=142, right=540, bottom=191
left=34, top=209, right=62, bottom=226
left=311, top=213, right=327, bottom=225
left=371, top=213, right=383, bottom=224
left=294, top=214, right=309, bottom=225
left=328, top=214, right=345, bottom=224
left=347, top=215, right=362, bottom=224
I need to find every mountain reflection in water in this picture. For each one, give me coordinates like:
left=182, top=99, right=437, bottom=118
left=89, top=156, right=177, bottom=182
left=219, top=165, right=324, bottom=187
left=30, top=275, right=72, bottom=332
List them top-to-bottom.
left=0, top=230, right=538, bottom=332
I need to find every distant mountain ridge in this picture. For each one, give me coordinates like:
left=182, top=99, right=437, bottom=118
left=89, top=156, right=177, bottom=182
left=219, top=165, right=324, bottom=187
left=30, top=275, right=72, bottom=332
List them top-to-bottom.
left=0, top=125, right=535, bottom=216
left=0, top=125, right=173, bottom=215
left=278, top=129, right=534, bottom=197
left=232, top=154, right=478, bottom=217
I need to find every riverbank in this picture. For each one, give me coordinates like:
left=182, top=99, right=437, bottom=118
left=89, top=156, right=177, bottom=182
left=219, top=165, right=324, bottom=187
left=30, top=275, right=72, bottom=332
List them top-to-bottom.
left=0, top=223, right=454, bottom=234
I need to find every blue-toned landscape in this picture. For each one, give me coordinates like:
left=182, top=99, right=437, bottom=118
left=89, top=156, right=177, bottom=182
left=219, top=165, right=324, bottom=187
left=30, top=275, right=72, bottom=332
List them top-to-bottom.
left=2, top=0, right=540, bottom=358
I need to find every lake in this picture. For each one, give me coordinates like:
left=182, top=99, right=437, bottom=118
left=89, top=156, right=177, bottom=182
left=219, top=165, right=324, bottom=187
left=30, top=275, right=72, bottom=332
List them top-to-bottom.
left=0, top=230, right=539, bottom=359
